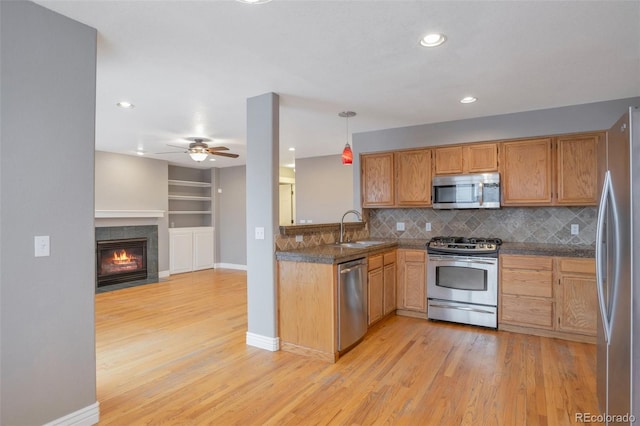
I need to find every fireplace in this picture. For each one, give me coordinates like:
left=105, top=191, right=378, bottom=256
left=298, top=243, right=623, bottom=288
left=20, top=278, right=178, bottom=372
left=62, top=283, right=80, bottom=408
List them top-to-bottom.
left=96, top=238, right=147, bottom=287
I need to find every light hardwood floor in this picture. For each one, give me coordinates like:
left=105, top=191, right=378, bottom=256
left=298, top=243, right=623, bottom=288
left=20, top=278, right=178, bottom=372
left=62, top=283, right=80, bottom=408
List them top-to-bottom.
left=95, top=269, right=601, bottom=425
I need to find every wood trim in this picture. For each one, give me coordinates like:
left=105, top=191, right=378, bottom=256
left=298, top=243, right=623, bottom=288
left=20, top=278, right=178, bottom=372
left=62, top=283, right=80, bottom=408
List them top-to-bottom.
left=499, top=324, right=595, bottom=344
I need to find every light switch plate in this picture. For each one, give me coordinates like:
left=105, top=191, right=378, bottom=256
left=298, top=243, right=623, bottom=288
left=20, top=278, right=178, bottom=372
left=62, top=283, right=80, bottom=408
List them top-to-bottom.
left=396, top=222, right=405, bottom=231
left=425, top=222, right=432, bottom=232
left=571, top=224, right=579, bottom=235
left=255, top=227, right=265, bottom=240
left=34, top=235, right=50, bottom=257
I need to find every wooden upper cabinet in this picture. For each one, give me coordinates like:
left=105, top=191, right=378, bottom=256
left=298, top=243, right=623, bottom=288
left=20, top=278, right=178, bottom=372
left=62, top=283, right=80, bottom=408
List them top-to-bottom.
left=556, top=133, right=602, bottom=206
left=501, top=138, right=553, bottom=205
left=434, top=143, right=498, bottom=175
left=464, top=143, right=499, bottom=173
left=433, top=146, right=463, bottom=175
left=395, top=149, right=432, bottom=206
left=361, top=152, right=394, bottom=207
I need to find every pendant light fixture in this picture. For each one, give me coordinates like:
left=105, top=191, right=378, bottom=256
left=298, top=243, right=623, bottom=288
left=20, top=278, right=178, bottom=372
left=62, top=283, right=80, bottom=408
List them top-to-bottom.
left=339, top=111, right=356, bottom=165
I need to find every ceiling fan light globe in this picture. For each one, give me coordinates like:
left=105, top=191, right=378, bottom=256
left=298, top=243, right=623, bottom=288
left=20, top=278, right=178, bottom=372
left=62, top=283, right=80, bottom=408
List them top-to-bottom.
left=189, top=152, right=208, bottom=162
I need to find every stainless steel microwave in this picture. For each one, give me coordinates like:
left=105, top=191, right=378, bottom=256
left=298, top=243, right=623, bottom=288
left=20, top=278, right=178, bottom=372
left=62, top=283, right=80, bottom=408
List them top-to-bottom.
left=432, top=173, right=500, bottom=209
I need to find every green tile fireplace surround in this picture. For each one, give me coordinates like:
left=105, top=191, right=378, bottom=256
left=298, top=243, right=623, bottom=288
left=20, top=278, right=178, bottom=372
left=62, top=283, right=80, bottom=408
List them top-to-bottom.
left=95, top=225, right=159, bottom=293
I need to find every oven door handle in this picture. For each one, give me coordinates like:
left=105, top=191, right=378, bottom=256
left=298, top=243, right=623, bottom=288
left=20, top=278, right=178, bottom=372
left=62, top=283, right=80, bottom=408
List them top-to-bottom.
left=429, top=257, right=496, bottom=265
left=429, top=303, right=495, bottom=315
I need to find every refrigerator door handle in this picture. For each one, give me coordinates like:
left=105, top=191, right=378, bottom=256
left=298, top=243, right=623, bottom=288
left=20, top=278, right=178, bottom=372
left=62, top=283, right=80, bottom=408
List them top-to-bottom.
left=595, top=171, right=620, bottom=345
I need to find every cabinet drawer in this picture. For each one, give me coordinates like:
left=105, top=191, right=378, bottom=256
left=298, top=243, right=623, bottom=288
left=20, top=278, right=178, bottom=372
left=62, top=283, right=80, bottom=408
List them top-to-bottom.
left=383, top=251, right=396, bottom=265
left=403, top=251, right=425, bottom=263
left=368, top=254, right=383, bottom=271
left=501, top=255, right=553, bottom=271
left=558, top=258, right=595, bottom=274
left=501, top=269, right=553, bottom=298
left=501, top=295, right=554, bottom=329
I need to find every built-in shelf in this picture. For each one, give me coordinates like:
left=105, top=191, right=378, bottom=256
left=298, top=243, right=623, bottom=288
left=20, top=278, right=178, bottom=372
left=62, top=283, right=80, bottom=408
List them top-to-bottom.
left=168, top=179, right=211, bottom=188
left=168, top=195, right=212, bottom=201
left=95, top=210, right=165, bottom=219
left=168, top=211, right=212, bottom=215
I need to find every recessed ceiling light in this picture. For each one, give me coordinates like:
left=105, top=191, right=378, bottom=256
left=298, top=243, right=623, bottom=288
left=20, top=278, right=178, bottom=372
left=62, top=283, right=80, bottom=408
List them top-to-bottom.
left=235, top=0, right=272, bottom=4
left=420, top=33, right=446, bottom=47
left=460, top=96, right=478, bottom=104
left=117, top=101, right=134, bottom=109
left=288, top=147, right=295, bottom=152
left=136, top=151, right=144, bottom=156
left=209, top=158, right=216, bottom=162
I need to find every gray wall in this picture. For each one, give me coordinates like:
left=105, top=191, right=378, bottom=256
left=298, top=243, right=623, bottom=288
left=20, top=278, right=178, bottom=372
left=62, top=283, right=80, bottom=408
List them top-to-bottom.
left=1, top=2, right=98, bottom=424
left=246, top=93, right=279, bottom=341
left=352, top=97, right=640, bottom=207
left=95, top=151, right=170, bottom=273
left=296, top=154, right=354, bottom=224
left=217, top=165, right=247, bottom=266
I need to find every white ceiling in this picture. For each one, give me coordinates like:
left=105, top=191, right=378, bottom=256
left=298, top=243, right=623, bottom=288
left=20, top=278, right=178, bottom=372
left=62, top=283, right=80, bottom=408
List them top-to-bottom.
left=36, top=0, right=640, bottom=169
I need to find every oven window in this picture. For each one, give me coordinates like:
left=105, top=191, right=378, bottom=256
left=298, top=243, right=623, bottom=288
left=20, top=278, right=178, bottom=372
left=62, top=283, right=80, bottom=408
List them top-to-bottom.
left=435, top=266, right=487, bottom=291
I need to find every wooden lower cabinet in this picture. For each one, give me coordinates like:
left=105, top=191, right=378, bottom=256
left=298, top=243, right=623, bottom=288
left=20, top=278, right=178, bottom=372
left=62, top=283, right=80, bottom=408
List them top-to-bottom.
left=396, top=249, right=427, bottom=317
left=368, top=250, right=396, bottom=325
left=499, top=254, right=597, bottom=343
left=556, top=258, right=597, bottom=336
left=277, top=261, right=338, bottom=362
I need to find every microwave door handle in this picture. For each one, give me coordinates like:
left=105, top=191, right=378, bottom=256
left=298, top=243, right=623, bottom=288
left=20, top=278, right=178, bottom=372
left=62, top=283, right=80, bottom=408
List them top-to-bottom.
left=478, top=182, right=483, bottom=206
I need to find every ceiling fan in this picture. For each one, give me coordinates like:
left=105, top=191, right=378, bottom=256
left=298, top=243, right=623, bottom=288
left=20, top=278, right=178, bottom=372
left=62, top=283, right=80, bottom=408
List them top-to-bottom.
left=159, top=137, right=240, bottom=162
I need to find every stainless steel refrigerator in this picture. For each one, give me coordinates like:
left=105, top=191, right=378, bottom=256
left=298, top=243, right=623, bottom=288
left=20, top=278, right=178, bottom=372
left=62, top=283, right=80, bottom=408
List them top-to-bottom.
left=597, top=106, right=639, bottom=424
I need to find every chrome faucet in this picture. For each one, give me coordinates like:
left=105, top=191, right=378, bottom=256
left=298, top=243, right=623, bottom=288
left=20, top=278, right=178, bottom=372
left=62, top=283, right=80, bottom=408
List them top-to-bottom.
left=340, top=209, right=362, bottom=243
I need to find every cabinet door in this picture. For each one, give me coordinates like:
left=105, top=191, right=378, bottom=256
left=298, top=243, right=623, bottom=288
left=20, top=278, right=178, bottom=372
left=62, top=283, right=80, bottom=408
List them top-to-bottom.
left=556, top=133, right=601, bottom=205
left=501, top=138, right=553, bottom=205
left=464, top=143, right=498, bottom=173
left=433, top=146, right=463, bottom=175
left=395, top=149, right=432, bottom=206
left=361, top=153, right=394, bottom=207
left=193, top=229, right=214, bottom=271
left=170, top=230, right=193, bottom=274
left=397, top=250, right=426, bottom=312
left=557, top=259, right=597, bottom=336
left=383, top=262, right=397, bottom=315
left=368, top=268, right=384, bottom=325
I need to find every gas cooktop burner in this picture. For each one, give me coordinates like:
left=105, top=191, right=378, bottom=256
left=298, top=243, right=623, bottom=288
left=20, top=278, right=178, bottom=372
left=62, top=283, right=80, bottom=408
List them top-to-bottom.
left=427, top=236, right=502, bottom=256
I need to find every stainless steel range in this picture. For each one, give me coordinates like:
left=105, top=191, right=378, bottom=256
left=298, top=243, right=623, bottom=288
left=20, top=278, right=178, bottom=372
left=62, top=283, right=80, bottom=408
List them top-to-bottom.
left=427, top=236, right=502, bottom=328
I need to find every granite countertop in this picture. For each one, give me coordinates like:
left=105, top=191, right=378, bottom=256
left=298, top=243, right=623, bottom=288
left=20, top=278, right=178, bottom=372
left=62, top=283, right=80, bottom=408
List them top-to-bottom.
left=275, top=238, right=595, bottom=264
left=275, top=240, right=399, bottom=264
left=500, top=242, right=595, bottom=258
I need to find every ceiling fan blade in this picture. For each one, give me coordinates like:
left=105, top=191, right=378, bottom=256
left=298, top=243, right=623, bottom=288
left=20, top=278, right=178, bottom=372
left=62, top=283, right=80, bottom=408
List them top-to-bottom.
left=167, top=144, right=188, bottom=149
left=205, top=146, right=229, bottom=151
left=209, top=151, right=239, bottom=158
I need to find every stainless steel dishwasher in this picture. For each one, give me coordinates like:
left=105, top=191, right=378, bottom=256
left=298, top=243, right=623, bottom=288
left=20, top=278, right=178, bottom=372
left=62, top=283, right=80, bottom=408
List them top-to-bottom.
left=337, top=257, right=368, bottom=352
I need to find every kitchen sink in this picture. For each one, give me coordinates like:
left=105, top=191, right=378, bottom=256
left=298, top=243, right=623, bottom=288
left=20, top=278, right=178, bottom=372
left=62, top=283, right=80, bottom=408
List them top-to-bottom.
left=336, top=240, right=386, bottom=248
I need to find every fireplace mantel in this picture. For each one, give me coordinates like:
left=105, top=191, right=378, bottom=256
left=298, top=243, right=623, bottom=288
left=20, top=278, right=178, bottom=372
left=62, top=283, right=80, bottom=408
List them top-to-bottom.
left=95, top=210, right=165, bottom=219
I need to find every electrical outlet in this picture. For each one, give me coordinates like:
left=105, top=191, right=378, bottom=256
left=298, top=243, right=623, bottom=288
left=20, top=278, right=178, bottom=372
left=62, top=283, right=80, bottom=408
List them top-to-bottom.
left=299, top=219, right=306, bottom=224
left=396, top=222, right=405, bottom=231
left=425, top=222, right=432, bottom=232
left=571, top=224, right=579, bottom=235
left=255, top=227, right=265, bottom=240
left=295, top=235, right=303, bottom=242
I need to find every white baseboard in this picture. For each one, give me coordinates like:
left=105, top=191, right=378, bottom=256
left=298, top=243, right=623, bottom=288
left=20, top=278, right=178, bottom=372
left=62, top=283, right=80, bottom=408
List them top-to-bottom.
left=215, top=263, right=247, bottom=271
left=158, top=270, right=170, bottom=278
left=246, top=332, right=280, bottom=351
left=43, top=401, right=99, bottom=426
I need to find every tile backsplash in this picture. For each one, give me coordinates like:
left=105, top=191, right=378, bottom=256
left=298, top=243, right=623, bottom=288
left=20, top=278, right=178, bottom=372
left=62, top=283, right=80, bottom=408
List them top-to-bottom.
left=368, top=207, right=597, bottom=245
